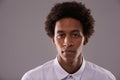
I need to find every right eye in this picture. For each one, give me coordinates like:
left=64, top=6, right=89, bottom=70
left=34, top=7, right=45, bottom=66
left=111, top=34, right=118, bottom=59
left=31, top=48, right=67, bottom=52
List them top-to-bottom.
left=57, top=34, right=65, bottom=39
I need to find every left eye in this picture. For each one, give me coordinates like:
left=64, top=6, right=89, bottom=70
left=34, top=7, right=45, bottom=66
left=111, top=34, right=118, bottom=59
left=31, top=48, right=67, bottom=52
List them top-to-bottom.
left=72, top=34, right=80, bottom=37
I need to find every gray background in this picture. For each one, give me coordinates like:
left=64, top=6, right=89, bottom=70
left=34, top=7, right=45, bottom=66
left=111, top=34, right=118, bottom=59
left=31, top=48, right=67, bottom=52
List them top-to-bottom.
left=0, top=0, right=120, bottom=80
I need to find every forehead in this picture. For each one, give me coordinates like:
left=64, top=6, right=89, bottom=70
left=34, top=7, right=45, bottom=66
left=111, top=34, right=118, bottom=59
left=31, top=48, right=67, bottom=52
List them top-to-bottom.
left=55, top=18, right=83, bottom=32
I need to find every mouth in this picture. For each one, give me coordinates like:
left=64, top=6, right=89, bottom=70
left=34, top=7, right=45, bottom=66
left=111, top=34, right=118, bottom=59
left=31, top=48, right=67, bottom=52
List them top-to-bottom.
left=62, top=50, right=76, bottom=54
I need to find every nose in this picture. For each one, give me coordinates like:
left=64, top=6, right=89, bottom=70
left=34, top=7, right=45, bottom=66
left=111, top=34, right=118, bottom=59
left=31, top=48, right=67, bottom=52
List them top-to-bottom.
left=63, top=36, right=73, bottom=47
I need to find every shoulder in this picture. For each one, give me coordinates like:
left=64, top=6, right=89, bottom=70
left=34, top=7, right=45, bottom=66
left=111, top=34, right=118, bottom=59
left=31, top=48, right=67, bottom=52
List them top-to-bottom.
left=21, top=59, right=54, bottom=80
left=29, top=59, right=54, bottom=73
left=85, top=61, right=116, bottom=80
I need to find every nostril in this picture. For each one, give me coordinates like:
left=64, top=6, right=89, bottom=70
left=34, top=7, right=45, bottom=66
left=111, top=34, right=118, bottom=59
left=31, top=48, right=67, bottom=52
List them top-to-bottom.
left=63, top=43, right=73, bottom=48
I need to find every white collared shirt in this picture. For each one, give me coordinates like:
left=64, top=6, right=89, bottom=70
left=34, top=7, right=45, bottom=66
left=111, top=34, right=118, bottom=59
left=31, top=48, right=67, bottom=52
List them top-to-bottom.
left=21, top=57, right=116, bottom=80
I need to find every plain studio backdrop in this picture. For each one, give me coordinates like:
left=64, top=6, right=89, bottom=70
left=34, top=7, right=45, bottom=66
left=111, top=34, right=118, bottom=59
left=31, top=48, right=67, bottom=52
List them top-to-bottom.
left=0, top=0, right=120, bottom=80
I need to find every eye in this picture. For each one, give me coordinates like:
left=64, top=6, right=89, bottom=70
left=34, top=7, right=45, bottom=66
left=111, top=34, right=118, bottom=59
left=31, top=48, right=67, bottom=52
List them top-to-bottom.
left=71, top=33, right=80, bottom=38
left=57, top=34, right=65, bottom=39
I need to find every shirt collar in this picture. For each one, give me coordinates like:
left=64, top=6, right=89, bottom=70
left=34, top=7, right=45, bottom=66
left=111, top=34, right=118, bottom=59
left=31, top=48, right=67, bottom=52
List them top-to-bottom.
left=53, top=57, right=86, bottom=80
left=54, top=57, right=68, bottom=80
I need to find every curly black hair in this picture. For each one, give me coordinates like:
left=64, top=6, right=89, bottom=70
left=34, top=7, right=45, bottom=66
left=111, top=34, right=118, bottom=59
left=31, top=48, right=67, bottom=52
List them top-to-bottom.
left=45, top=1, right=95, bottom=39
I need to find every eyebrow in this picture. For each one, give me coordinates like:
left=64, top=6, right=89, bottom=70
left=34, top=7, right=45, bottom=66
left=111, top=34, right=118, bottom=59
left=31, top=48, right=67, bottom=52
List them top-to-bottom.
left=57, top=30, right=81, bottom=33
left=57, top=30, right=64, bottom=33
left=71, top=30, right=81, bottom=33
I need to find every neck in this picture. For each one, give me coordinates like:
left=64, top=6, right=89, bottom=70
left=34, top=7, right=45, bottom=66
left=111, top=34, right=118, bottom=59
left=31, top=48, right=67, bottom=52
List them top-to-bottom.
left=57, top=54, right=83, bottom=74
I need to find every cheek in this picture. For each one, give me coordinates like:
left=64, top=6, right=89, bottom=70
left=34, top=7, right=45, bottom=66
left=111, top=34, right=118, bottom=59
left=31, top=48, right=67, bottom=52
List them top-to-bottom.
left=54, top=39, right=63, bottom=48
left=75, top=39, right=84, bottom=48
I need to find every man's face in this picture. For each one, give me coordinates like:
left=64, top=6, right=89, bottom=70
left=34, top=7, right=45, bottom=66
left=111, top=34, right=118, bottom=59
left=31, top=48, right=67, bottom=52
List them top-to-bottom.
left=53, top=18, right=86, bottom=61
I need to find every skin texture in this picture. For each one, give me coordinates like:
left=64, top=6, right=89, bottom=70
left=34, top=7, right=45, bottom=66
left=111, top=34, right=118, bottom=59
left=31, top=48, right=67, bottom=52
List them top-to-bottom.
left=52, top=18, right=87, bottom=74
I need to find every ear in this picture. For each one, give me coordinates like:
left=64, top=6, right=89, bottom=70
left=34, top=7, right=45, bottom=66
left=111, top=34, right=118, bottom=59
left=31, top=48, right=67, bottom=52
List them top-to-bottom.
left=83, top=37, right=88, bottom=45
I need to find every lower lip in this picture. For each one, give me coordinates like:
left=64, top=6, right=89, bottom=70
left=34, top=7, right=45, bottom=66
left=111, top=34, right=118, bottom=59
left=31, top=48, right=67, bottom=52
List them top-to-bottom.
left=62, top=51, right=76, bottom=54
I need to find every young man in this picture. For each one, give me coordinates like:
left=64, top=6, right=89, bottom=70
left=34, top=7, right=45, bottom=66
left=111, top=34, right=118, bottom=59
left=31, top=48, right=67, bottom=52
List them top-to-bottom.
left=22, top=1, right=116, bottom=80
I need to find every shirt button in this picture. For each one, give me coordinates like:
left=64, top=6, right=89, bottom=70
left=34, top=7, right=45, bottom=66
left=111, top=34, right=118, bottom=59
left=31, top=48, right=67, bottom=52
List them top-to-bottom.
left=67, top=75, right=74, bottom=80
left=69, top=76, right=72, bottom=78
